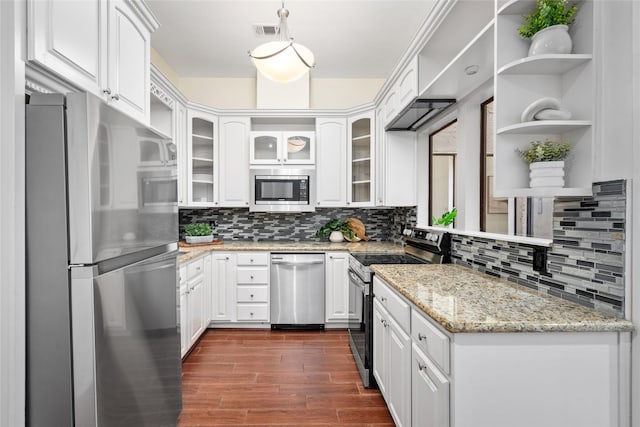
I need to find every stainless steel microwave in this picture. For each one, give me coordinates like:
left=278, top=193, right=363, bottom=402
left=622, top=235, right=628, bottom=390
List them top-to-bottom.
left=250, top=168, right=316, bottom=212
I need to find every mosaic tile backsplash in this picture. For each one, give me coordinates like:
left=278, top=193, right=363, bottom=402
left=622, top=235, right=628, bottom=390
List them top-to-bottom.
left=451, top=180, right=627, bottom=317
left=180, top=207, right=417, bottom=243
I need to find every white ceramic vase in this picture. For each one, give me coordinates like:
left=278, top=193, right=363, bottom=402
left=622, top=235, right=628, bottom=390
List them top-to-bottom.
left=528, top=25, right=572, bottom=56
left=529, top=161, right=565, bottom=188
left=329, top=230, right=344, bottom=242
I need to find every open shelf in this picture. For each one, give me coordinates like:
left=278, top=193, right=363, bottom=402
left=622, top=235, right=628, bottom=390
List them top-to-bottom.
left=497, top=0, right=537, bottom=16
left=498, top=54, right=592, bottom=75
left=497, top=120, right=592, bottom=135
left=192, top=133, right=214, bottom=141
left=352, top=134, right=371, bottom=142
left=352, top=157, right=371, bottom=163
left=352, top=180, right=371, bottom=185
left=494, top=186, right=593, bottom=198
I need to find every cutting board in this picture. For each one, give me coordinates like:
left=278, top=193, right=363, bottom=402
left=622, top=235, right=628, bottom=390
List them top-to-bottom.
left=345, top=218, right=369, bottom=241
left=179, top=240, right=223, bottom=247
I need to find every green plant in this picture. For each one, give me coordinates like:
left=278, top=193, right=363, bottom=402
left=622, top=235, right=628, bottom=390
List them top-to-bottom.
left=518, top=0, right=578, bottom=39
left=518, top=140, right=571, bottom=163
left=432, top=207, right=457, bottom=226
left=313, top=219, right=355, bottom=239
left=184, top=223, right=213, bottom=236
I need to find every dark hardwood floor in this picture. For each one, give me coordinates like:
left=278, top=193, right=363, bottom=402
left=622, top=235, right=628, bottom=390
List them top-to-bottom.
left=178, top=329, right=394, bottom=426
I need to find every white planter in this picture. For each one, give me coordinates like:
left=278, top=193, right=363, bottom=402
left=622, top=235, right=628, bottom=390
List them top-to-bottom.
left=528, top=25, right=572, bottom=56
left=529, top=161, right=565, bottom=188
left=329, top=230, right=344, bottom=242
left=185, top=234, right=214, bottom=244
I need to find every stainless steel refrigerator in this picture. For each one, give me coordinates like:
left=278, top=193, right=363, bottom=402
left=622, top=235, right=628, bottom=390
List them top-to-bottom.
left=26, top=92, right=182, bottom=427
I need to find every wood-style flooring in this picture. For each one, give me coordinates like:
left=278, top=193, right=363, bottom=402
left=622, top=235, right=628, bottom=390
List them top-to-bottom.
left=179, top=329, right=394, bottom=426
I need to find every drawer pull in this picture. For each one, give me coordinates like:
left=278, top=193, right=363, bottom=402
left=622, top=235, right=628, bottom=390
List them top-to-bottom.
left=250, top=259, right=254, bottom=263
left=250, top=275, right=254, bottom=280
left=250, top=294, right=254, bottom=299
left=380, top=296, right=387, bottom=302
left=250, top=312, right=254, bottom=316
left=418, top=333, right=427, bottom=342
left=418, top=363, right=426, bottom=371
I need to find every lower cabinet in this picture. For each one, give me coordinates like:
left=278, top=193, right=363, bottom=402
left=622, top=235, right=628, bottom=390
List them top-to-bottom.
left=210, top=252, right=236, bottom=322
left=236, top=252, right=270, bottom=322
left=325, top=252, right=360, bottom=323
left=180, top=255, right=210, bottom=358
left=179, top=265, right=188, bottom=358
left=411, top=343, right=449, bottom=427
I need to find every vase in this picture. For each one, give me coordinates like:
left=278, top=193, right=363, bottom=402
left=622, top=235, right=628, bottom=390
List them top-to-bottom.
left=528, top=25, right=572, bottom=56
left=529, top=161, right=565, bottom=188
left=329, top=231, right=344, bottom=242
left=185, top=234, right=214, bottom=244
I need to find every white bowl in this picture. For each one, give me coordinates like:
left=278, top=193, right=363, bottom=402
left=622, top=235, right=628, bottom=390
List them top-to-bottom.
left=287, top=138, right=307, bottom=153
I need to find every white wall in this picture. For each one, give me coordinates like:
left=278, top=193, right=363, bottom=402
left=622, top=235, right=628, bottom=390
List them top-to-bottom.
left=0, top=1, right=25, bottom=425
left=179, top=77, right=257, bottom=109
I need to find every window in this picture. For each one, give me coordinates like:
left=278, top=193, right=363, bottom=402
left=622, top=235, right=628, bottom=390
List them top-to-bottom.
left=429, top=120, right=457, bottom=226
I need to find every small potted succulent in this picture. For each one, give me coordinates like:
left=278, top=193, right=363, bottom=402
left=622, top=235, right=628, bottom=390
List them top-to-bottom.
left=519, top=0, right=578, bottom=56
left=518, top=139, right=571, bottom=188
left=313, top=219, right=356, bottom=242
left=184, top=223, right=214, bottom=244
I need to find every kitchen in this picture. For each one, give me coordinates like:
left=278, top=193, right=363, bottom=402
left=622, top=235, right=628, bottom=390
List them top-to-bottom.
left=1, top=0, right=640, bottom=426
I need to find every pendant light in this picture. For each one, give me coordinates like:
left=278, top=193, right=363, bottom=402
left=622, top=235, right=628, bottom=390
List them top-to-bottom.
left=249, top=1, right=315, bottom=83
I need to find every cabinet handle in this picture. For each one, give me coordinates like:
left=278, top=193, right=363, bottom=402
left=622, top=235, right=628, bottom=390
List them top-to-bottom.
left=103, top=88, right=112, bottom=95
left=110, top=93, right=120, bottom=101
left=283, top=159, right=287, bottom=162
left=245, top=201, right=249, bottom=205
left=347, top=201, right=350, bottom=205
left=317, top=202, right=320, bottom=205
left=225, top=256, right=229, bottom=260
left=250, top=259, right=254, bottom=263
left=250, top=275, right=254, bottom=280
left=250, top=294, right=254, bottom=299
left=380, top=296, right=387, bottom=302
left=250, top=312, right=254, bottom=317
left=418, top=333, right=427, bottom=342
left=418, top=363, right=426, bottom=371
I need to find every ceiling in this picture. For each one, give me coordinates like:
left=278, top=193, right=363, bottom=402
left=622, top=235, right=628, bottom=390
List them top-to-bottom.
left=146, top=0, right=437, bottom=79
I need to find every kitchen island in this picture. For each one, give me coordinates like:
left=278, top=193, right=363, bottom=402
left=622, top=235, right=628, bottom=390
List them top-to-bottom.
left=370, top=263, right=633, bottom=427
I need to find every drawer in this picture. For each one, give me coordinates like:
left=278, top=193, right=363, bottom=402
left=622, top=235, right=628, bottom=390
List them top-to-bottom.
left=237, top=252, right=269, bottom=266
left=186, top=258, right=204, bottom=279
left=237, top=267, right=269, bottom=284
left=373, top=276, right=410, bottom=333
left=237, top=286, right=269, bottom=303
left=236, top=304, right=269, bottom=321
left=412, top=309, right=450, bottom=374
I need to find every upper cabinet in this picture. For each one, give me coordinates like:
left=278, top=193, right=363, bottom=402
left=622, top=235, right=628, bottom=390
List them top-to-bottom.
left=27, top=0, right=158, bottom=125
left=494, top=0, right=594, bottom=197
left=187, top=109, right=218, bottom=207
left=348, top=111, right=375, bottom=206
left=219, top=117, right=250, bottom=207
left=316, top=118, right=347, bottom=207
left=249, top=131, right=315, bottom=165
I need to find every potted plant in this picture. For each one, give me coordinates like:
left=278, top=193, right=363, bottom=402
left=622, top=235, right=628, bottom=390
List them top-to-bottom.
left=519, top=0, right=578, bottom=56
left=518, top=139, right=571, bottom=188
left=432, top=207, right=457, bottom=227
left=313, top=219, right=356, bottom=242
left=184, top=223, right=214, bottom=244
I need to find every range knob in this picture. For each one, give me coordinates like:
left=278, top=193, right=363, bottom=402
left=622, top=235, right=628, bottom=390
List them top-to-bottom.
left=425, top=232, right=433, bottom=241
left=431, top=234, right=439, bottom=242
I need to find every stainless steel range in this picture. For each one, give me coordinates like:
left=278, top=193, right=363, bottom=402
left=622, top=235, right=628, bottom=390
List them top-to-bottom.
left=347, top=228, right=451, bottom=388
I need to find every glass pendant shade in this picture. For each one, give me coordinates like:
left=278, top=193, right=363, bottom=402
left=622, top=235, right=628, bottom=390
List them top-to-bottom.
left=249, top=2, right=315, bottom=83
left=250, top=40, right=314, bottom=82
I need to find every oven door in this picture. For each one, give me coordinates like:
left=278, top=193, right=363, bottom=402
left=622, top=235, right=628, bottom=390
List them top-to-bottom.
left=347, top=269, right=376, bottom=388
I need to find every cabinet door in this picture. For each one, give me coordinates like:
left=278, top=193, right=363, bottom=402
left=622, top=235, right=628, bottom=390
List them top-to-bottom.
left=27, top=0, right=105, bottom=97
left=107, top=0, right=151, bottom=124
left=396, top=57, right=418, bottom=111
left=383, top=87, right=399, bottom=127
left=175, top=102, right=188, bottom=207
left=375, top=107, right=386, bottom=206
left=187, top=110, right=218, bottom=207
left=348, top=112, right=375, bottom=206
left=219, top=117, right=250, bottom=207
left=316, top=118, right=347, bottom=207
left=250, top=132, right=281, bottom=164
left=282, top=132, right=315, bottom=164
left=384, top=132, right=417, bottom=207
left=325, top=252, right=349, bottom=322
left=211, top=253, right=236, bottom=322
left=203, top=254, right=212, bottom=325
left=188, top=274, right=204, bottom=347
left=179, top=284, right=188, bottom=358
left=372, top=298, right=388, bottom=397
left=387, top=315, right=411, bottom=427
left=412, top=343, right=450, bottom=427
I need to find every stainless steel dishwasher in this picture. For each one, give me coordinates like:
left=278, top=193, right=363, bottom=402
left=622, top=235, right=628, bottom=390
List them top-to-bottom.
left=270, top=253, right=325, bottom=329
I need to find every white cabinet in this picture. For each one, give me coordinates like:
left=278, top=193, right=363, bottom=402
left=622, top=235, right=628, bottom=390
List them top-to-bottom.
left=27, top=0, right=157, bottom=124
left=494, top=0, right=594, bottom=197
left=396, top=57, right=419, bottom=113
left=175, top=102, right=188, bottom=207
left=376, top=106, right=417, bottom=207
left=187, top=109, right=218, bottom=207
left=348, top=112, right=375, bottom=206
left=219, top=117, right=250, bottom=207
left=315, top=118, right=347, bottom=207
left=250, top=131, right=315, bottom=165
left=210, top=252, right=236, bottom=322
left=236, top=252, right=270, bottom=322
left=325, top=252, right=357, bottom=323
left=203, top=254, right=212, bottom=325
left=179, top=256, right=209, bottom=357
left=179, top=265, right=188, bottom=358
left=187, top=270, right=205, bottom=345
left=373, top=298, right=411, bottom=427
left=411, top=343, right=450, bottom=427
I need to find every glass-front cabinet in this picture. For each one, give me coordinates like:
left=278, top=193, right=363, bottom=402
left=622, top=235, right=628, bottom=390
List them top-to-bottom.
left=187, top=110, right=217, bottom=206
left=348, top=112, right=374, bottom=206
left=250, top=131, right=315, bottom=165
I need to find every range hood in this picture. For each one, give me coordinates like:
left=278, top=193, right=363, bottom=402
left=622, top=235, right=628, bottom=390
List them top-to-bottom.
left=385, top=98, right=456, bottom=131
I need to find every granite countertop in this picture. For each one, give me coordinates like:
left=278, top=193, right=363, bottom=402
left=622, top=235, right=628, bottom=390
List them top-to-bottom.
left=178, top=240, right=405, bottom=263
left=371, top=264, right=634, bottom=334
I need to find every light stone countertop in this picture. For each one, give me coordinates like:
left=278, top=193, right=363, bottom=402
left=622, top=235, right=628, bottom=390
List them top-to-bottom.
left=177, top=240, right=405, bottom=264
left=371, top=264, right=634, bottom=334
